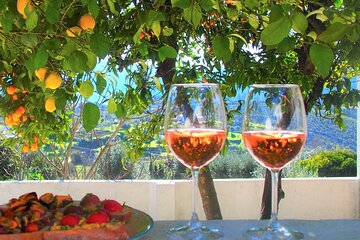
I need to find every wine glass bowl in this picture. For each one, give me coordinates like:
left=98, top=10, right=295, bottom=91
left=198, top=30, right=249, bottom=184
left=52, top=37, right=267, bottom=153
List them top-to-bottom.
left=164, top=83, right=227, bottom=239
left=242, top=84, right=307, bottom=240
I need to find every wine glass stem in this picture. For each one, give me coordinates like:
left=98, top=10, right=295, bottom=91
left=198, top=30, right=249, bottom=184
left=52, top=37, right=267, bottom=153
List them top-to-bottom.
left=190, top=169, right=201, bottom=229
left=270, top=170, right=280, bottom=227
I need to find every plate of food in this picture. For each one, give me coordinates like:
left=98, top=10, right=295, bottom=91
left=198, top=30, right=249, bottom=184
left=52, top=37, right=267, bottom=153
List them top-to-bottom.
left=0, top=192, right=153, bottom=239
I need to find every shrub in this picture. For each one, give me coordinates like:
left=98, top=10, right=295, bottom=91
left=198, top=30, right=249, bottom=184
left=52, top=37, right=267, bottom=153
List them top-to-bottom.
left=0, top=145, right=17, bottom=180
left=96, top=146, right=134, bottom=179
left=299, top=149, right=356, bottom=177
left=210, top=150, right=262, bottom=178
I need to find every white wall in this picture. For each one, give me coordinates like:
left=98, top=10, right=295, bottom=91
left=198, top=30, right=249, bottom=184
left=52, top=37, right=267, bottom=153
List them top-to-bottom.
left=0, top=178, right=358, bottom=221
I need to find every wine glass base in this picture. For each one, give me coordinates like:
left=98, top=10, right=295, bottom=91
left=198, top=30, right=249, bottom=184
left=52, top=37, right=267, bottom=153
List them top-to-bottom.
left=167, top=224, right=224, bottom=240
left=241, top=225, right=304, bottom=240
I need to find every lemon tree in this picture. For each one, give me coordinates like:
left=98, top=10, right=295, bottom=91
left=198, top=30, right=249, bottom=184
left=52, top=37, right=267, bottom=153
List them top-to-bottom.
left=0, top=0, right=359, bottom=220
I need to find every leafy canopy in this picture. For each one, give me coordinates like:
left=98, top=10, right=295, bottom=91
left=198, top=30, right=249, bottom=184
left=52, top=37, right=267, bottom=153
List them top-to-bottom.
left=0, top=0, right=359, bottom=156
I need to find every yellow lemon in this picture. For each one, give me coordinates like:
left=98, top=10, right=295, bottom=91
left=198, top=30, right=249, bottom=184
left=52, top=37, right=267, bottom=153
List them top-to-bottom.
left=17, top=0, right=33, bottom=18
left=79, top=14, right=96, bottom=30
left=66, top=26, right=82, bottom=37
left=35, top=68, right=47, bottom=81
left=45, top=71, right=62, bottom=89
left=6, top=86, right=16, bottom=95
left=45, top=97, right=56, bottom=113
left=5, top=114, right=14, bottom=127
left=30, top=142, right=38, bottom=151
left=22, top=144, right=30, bottom=153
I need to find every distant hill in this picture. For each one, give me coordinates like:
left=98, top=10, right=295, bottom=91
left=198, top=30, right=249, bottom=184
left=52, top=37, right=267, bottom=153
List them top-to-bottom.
left=226, top=107, right=357, bottom=152
left=306, top=109, right=357, bottom=152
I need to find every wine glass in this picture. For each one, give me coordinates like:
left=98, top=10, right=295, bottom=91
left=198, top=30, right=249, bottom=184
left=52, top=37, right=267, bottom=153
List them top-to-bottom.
left=164, top=83, right=227, bottom=239
left=241, top=84, right=307, bottom=240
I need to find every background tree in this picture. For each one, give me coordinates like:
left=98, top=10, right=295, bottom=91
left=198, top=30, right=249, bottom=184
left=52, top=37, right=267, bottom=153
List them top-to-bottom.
left=0, top=0, right=359, bottom=220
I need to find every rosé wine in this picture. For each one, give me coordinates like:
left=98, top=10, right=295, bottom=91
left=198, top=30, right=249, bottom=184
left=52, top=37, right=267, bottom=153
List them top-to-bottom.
left=165, top=129, right=226, bottom=169
left=242, top=130, right=306, bottom=170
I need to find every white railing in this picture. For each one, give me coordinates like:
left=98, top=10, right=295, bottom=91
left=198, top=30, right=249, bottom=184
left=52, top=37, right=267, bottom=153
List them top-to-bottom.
left=0, top=178, right=358, bottom=221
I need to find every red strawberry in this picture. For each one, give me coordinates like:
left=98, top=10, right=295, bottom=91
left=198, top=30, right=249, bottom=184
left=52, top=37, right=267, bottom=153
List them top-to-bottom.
left=102, top=199, right=123, bottom=213
left=86, top=212, right=110, bottom=224
left=60, top=214, right=80, bottom=226
left=24, top=223, right=39, bottom=232
left=0, top=228, right=9, bottom=234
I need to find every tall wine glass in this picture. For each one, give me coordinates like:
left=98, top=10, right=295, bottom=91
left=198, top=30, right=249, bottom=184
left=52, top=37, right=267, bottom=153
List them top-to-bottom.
left=164, top=83, right=227, bottom=239
left=242, top=84, right=307, bottom=240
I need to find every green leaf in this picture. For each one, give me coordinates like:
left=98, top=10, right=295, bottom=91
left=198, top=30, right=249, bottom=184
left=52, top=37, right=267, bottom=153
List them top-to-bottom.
left=0, top=0, right=7, bottom=10
left=45, top=0, right=60, bottom=24
left=88, top=0, right=99, bottom=18
left=107, top=0, right=118, bottom=14
left=171, top=0, right=191, bottom=9
left=199, top=0, right=214, bottom=11
left=244, top=0, right=260, bottom=9
left=334, top=0, right=343, bottom=8
left=183, top=4, right=202, bottom=28
left=269, top=5, right=285, bottom=22
left=227, top=8, right=239, bottom=20
left=25, top=10, right=38, bottom=31
left=147, top=10, right=166, bottom=24
left=1, top=11, right=14, bottom=33
left=292, top=12, right=308, bottom=34
left=248, top=14, right=259, bottom=29
left=260, top=15, right=291, bottom=46
left=152, top=21, right=161, bottom=38
left=318, top=22, right=349, bottom=43
left=133, top=26, right=143, bottom=44
left=162, top=26, right=174, bottom=36
left=307, top=31, right=317, bottom=41
left=90, top=33, right=111, bottom=58
left=228, top=33, right=247, bottom=45
left=20, top=35, right=38, bottom=49
left=212, top=36, right=231, bottom=61
left=277, top=37, right=296, bottom=53
left=42, top=38, right=61, bottom=52
left=62, top=40, right=77, bottom=56
left=139, top=43, right=148, bottom=57
left=310, top=44, right=334, bottom=78
left=158, top=45, right=178, bottom=62
left=34, top=49, right=49, bottom=69
left=84, top=50, right=97, bottom=71
left=69, top=51, right=89, bottom=73
left=25, top=55, right=36, bottom=73
left=96, top=74, right=107, bottom=94
left=154, top=76, right=163, bottom=92
left=79, top=80, right=94, bottom=99
left=54, top=89, right=67, bottom=110
left=108, top=97, right=117, bottom=113
left=83, top=102, right=100, bottom=132
left=115, top=103, right=126, bottom=119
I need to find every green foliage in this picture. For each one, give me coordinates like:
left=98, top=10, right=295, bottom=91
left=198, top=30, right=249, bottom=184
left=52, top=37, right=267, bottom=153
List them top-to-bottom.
left=0, top=0, right=359, bottom=180
left=310, top=44, right=334, bottom=78
left=83, top=103, right=100, bottom=132
left=0, top=143, right=59, bottom=180
left=0, top=145, right=17, bottom=180
left=96, top=146, right=133, bottom=179
left=299, top=149, right=357, bottom=177
left=210, top=150, right=262, bottom=179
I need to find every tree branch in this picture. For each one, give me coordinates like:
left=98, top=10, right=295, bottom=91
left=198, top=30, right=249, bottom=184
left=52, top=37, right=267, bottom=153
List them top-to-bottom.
left=85, top=118, right=126, bottom=179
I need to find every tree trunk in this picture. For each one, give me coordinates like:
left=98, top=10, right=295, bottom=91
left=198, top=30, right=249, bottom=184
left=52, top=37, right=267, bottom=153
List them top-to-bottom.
left=260, top=2, right=330, bottom=219
left=158, top=39, right=222, bottom=220
left=199, top=166, right=223, bottom=219
left=260, top=169, right=284, bottom=219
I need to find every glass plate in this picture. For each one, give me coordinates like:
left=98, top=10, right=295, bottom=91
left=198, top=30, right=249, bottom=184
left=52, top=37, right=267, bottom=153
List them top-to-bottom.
left=0, top=204, right=153, bottom=240
left=126, top=206, right=154, bottom=239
